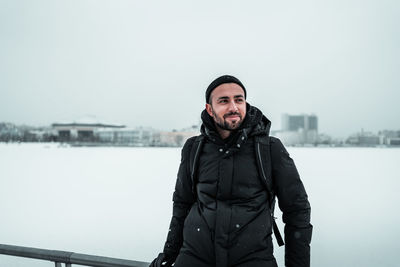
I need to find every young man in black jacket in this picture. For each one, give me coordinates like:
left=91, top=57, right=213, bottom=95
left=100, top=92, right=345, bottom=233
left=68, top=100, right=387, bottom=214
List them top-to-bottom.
left=151, top=75, right=312, bottom=267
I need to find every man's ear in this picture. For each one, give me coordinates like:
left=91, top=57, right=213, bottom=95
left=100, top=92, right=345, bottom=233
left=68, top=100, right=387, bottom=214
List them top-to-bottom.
left=205, top=103, right=213, bottom=117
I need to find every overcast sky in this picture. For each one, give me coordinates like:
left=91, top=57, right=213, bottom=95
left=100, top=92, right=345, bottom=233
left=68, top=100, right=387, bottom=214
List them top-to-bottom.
left=1, top=0, right=399, bottom=138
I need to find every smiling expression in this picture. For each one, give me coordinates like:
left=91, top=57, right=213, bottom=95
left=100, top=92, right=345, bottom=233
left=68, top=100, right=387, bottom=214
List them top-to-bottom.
left=206, top=83, right=246, bottom=132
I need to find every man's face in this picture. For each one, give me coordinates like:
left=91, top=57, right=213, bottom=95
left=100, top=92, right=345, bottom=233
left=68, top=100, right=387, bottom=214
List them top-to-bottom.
left=206, top=83, right=246, bottom=131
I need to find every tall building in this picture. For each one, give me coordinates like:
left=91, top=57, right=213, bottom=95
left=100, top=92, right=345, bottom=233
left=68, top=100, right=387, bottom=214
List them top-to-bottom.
left=275, top=114, right=318, bottom=145
left=282, top=114, right=318, bottom=131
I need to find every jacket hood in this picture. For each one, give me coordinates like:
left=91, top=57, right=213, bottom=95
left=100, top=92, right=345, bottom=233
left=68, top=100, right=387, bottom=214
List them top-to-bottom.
left=200, top=103, right=271, bottom=141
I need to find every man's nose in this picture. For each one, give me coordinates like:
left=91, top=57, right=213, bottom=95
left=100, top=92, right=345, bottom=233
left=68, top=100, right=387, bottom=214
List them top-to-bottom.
left=228, top=100, right=238, bottom=112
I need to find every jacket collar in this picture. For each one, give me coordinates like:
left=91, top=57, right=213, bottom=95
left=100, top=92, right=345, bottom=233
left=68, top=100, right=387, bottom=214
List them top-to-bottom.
left=200, top=103, right=271, bottom=144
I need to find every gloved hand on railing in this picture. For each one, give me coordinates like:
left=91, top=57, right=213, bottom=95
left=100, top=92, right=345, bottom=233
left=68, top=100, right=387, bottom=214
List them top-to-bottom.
left=149, top=252, right=175, bottom=267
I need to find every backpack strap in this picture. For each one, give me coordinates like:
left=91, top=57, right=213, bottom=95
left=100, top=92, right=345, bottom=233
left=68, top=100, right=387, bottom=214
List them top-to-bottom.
left=189, top=135, right=204, bottom=195
left=254, top=135, right=285, bottom=247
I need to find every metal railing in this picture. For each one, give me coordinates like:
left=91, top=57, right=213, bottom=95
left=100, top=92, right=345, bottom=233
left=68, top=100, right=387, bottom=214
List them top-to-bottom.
left=0, top=244, right=150, bottom=267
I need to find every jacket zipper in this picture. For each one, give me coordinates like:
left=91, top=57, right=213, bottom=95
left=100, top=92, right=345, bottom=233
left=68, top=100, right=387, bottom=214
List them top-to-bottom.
left=191, top=140, right=202, bottom=189
left=257, top=142, right=267, bottom=182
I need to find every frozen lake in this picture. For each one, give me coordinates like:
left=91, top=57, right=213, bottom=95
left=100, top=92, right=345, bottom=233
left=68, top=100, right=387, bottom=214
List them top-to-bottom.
left=0, top=143, right=399, bottom=267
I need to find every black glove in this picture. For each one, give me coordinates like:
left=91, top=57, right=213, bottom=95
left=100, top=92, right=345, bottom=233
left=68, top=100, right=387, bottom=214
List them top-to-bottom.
left=149, top=253, right=175, bottom=267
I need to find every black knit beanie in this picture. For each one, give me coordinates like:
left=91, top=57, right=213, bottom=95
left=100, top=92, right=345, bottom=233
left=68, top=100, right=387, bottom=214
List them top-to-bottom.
left=205, top=75, right=246, bottom=104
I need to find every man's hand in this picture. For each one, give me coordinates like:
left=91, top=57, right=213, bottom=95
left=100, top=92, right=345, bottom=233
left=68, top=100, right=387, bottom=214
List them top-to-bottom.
left=149, top=253, right=175, bottom=267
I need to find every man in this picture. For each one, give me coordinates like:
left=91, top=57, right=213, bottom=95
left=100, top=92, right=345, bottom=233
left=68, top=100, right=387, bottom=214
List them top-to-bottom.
left=151, top=75, right=312, bottom=267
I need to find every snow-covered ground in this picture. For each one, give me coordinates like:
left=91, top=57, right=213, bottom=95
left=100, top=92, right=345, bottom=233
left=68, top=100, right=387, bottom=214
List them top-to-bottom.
left=0, top=143, right=399, bottom=267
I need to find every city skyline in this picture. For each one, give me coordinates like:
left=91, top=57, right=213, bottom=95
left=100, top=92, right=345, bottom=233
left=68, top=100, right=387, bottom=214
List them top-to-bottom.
left=0, top=109, right=399, bottom=140
left=1, top=112, right=398, bottom=142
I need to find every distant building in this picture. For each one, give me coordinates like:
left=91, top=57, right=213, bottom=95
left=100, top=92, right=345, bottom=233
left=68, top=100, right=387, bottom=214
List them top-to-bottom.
left=274, top=114, right=318, bottom=146
left=282, top=114, right=318, bottom=132
left=51, top=116, right=200, bottom=146
left=52, top=120, right=125, bottom=142
left=153, top=125, right=200, bottom=147
left=97, top=127, right=154, bottom=146
left=346, top=129, right=380, bottom=146
left=378, top=130, right=400, bottom=146
left=316, top=133, right=332, bottom=145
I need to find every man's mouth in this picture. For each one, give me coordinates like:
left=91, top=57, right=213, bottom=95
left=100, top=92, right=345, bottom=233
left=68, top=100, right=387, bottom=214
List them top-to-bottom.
left=224, top=113, right=241, bottom=119
left=226, top=115, right=239, bottom=120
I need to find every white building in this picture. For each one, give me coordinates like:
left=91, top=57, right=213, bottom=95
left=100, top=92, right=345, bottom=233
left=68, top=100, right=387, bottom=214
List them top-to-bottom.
left=97, top=127, right=154, bottom=146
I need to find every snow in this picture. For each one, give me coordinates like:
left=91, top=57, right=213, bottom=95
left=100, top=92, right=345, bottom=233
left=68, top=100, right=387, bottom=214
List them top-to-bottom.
left=0, top=143, right=399, bottom=267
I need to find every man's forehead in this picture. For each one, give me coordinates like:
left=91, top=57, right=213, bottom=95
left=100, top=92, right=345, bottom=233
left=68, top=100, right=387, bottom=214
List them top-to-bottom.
left=211, top=83, right=245, bottom=97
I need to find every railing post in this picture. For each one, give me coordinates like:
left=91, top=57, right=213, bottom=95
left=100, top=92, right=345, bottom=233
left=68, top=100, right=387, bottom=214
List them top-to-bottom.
left=54, top=263, right=70, bottom=267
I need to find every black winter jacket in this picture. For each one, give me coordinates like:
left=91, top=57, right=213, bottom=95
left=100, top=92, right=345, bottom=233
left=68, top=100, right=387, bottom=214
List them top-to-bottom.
left=163, top=104, right=312, bottom=267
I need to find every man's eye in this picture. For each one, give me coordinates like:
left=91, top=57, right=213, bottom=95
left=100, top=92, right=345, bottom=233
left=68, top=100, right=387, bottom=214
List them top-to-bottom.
left=236, top=99, right=244, bottom=103
left=219, top=100, right=228, bottom=103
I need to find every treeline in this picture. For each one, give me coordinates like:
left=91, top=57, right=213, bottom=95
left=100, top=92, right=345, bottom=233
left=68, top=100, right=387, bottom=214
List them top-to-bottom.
left=0, top=122, right=56, bottom=142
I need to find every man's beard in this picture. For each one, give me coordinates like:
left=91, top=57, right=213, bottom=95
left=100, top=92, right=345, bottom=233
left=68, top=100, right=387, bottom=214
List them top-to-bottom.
left=211, top=108, right=243, bottom=131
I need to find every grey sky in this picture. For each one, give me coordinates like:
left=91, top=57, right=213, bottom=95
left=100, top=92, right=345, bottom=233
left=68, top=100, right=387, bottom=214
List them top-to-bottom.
left=1, top=0, right=399, bottom=138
